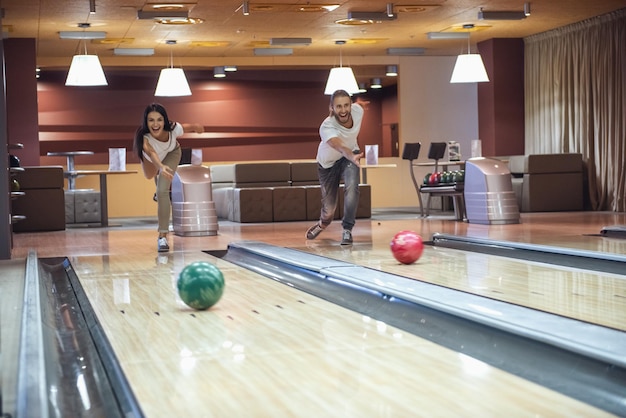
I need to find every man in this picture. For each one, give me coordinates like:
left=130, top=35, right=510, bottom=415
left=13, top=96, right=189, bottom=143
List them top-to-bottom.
left=306, top=89, right=365, bottom=245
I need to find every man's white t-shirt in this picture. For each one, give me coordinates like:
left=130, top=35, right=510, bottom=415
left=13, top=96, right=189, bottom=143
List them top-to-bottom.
left=317, top=103, right=363, bottom=169
left=142, top=122, right=183, bottom=163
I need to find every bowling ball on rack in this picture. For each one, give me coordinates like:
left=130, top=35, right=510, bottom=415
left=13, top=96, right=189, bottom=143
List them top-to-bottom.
left=9, top=154, right=20, bottom=168
left=11, top=178, right=20, bottom=192
left=390, top=230, right=424, bottom=265
left=177, top=261, right=225, bottom=310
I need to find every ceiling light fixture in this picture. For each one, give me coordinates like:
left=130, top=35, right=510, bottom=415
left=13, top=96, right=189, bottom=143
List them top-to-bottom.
left=89, top=0, right=96, bottom=14
left=243, top=1, right=250, bottom=16
left=386, top=3, right=394, bottom=18
left=478, top=3, right=529, bottom=21
left=137, top=10, right=189, bottom=19
left=348, top=11, right=397, bottom=21
left=155, top=17, right=204, bottom=25
left=64, top=23, right=107, bottom=86
left=450, top=24, right=489, bottom=83
left=59, top=31, right=106, bottom=40
left=427, top=32, right=470, bottom=40
left=270, top=38, right=312, bottom=46
left=155, top=40, right=192, bottom=96
left=324, top=40, right=360, bottom=95
left=387, top=47, right=425, bottom=55
left=113, top=48, right=155, bottom=56
left=253, top=48, right=293, bottom=56
left=65, top=51, right=107, bottom=86
left=224, top=65, right=237, bottom=72
left=386, top=65, right=398, bottom=76
left=213, top=66, right=226, bottom=78
left=370, top=78, right=382, bottom=89
left=358, top=82, right=367, bottom=93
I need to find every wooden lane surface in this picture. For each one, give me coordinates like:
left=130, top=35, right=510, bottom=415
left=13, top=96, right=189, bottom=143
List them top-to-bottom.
left=10, top=211, right=626, bottom=332
left=298, top=231, right=626, bottom=331
left=70, top=252, right=612, bottom=418
left=0, top=260, right=26, bottom=414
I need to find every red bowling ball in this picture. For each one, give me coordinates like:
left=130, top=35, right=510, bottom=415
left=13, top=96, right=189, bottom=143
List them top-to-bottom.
left=390, top=230, right=424, bottom=265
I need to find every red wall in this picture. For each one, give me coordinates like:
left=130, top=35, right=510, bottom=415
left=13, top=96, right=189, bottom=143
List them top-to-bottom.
left=478, top=38, right=525, bottom=157
left=5, top=39, right=40, bottom=166
left=37, top=69, right=388, bottom=165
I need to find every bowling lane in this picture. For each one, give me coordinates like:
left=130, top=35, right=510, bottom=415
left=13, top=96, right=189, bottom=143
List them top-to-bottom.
left=298, top=233, right=626, bottom=332
left=70, top=252, right=612, bottom=418
left=0, top=260, right=26, bottom=415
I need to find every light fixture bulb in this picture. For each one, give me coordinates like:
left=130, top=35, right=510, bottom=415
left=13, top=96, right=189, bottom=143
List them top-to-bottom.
left=386, top=3, right=394, bottom=18
left=450, top=54, right=489, bottom=83
left=65, top=55, right=108, bottom=86
left=386, top=65, right=398, bottom=76
left=213, top=66, right=226, bottom=78
left=324, top=67, right=360, bottom=95
left=155, top=68, right=192, bottom=96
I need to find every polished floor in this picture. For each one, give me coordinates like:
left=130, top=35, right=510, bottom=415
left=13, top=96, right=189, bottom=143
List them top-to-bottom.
left=5, top=208, right=626, bottom=417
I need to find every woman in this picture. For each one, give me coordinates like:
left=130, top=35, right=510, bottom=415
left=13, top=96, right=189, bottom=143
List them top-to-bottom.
left=134, top=103, right=204, bottom=252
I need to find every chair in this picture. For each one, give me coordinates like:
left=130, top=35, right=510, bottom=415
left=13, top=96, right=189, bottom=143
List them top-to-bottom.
left=419, top=142, right=466, bottom=220
left=427, top=142, right=447, bottom=172
left=401, top=143, right=425, bottom=216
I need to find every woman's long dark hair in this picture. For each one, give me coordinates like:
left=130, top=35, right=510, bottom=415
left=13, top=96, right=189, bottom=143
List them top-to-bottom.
left=133, top=103, right=175, bottom=161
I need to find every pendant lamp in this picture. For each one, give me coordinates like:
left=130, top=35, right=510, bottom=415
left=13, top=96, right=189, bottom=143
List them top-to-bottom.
left=450, top=25, right=489, bottom=83
left=155, top=40, right=192, bottom=96
left=324, top=40, right=360, bottom=95
left=65, top=41, right=107, bottom=86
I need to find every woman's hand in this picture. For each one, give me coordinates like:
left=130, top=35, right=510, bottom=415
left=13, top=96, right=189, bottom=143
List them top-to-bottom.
left=159, top=165, right=175, bottom=180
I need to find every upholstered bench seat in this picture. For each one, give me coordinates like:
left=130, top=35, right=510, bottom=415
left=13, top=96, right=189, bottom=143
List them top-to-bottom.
left=508, top=153, right=583, bottom=212
left=209, top=161, right=372, bottom=223
left=65, top=189, right=101, bottom=224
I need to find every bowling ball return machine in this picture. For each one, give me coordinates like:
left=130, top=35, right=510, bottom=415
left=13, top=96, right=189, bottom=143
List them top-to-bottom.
left=464, top=157, right=520, bottom=225
left=171, top=165, right=219, bottom=236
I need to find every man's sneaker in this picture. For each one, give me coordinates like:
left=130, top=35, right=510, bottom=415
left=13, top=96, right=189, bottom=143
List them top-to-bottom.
left=306, top=223, right=324, bottom=240
left=341, top=229, right=353, bottom=245
left=157, top=236, right=169, bottom=252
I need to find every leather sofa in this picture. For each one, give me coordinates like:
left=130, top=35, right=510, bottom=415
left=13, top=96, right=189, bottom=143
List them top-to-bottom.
left=508, top=153, right=583, bottom=212
left=210, top=161, right=371, bottom=223
left=12, top=166, right=66, bottom=232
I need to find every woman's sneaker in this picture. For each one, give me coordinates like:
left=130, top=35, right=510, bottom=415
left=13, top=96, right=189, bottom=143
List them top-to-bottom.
left=306, top=223, right=324, bottom=240
left=341, top=230, right=353, bottom=245
left=157, top=236, right=169, bottom=252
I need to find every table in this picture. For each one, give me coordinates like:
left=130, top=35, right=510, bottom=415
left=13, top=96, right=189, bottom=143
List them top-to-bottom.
left=47, top=151, right=94, bottom=189
left=360, top=163, right=397, bottom=184
left=64, top=170, right=137, bottom=227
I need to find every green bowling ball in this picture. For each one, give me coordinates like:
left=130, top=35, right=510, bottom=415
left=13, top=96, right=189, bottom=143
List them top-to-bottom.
left=177, top=261, right=225, bottom=310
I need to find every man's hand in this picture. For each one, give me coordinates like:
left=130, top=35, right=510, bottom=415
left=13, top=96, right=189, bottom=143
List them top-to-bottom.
left=351, top=151, right=363, bottom=168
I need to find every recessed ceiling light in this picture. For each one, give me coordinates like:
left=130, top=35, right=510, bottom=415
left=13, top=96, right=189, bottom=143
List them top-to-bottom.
left=155, top=17, right=204, bottom=24
left=335, top=18, right=373, bottom=25
left=59, top=31, right=107, bottom=39
left=427, top=32, right=470, bottom=40
left=114, top=48, right=155, bottom=56
left=253, top=48, right=293, bottom=56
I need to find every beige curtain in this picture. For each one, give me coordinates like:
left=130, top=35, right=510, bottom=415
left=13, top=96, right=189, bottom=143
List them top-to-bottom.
left=525, top=8, right=626, bottom=211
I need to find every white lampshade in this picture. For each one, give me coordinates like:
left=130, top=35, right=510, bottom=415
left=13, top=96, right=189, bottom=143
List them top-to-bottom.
left=450, top=54, right=489, bottom=83
left=65, top=55, right=108, bottom=86
left=324, top=67, right=360, bottom=95
left=155, top=68, right=192, bottom=96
